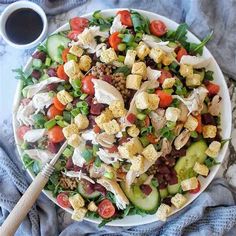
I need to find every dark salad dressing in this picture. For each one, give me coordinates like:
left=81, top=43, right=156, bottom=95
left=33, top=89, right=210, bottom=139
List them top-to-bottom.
left=5, top=8, right=43, bottom=45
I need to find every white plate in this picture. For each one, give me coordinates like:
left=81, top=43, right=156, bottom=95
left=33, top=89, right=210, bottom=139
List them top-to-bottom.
left=12, top=9, right=232, bottom=226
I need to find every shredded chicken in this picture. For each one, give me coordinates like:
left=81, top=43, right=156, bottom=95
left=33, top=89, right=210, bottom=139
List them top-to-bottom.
left=110, top=14, right=126, bottom=34
left=180, top=55, right=212, bottom=69
left=146, top=66, right=161, bottom=81
left=173, top=86, right=208, bottom=115
left=32, top=92, right=53, bottom=113
left=208, top=95, right=222, bottom=116
left=16, top=101, right=35, bottom=126
left=150, top=109, right=166, bottom=133
left=23, top=128, right=46, bottom=143
left=174, top=129, right=191, bottom=150
left=95, top=132, right=116, bottom=148
left=160, top=138, right=172, bottom=157
left=72, top=145, right=86, bottom=167
left=96, top=148, right=122, bottom=164
left=23, top=149, right=54, bottom=164
left=89, top=163, right=116, bottom=179
left=63, top=170, right=95, bottom=184
left=97, top=177, right=129, bottom=210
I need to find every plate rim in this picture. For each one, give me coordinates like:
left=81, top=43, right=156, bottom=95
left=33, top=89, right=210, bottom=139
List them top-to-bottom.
left=12, top=8, right=232, bottom=227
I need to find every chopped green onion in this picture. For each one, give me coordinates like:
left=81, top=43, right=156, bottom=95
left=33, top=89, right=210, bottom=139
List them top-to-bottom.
left=135, top=32, right=143, bottom=42
left=118, top=33, right=125, bottom=39
left=122, top=34, right=135, bottom=43
left=129, top=42, right=138, bottom=48
left=168, top=42, right=178, bottom=48
left=118, top=43, right=126, bottom=51
left=67, top=53, right=78, bottom=62
left=118, top=55, right=125, bottom=62
left=45, top=57, right=51, bottom=67
left=32, top=58, right=42, bottom=69
left=169, top=62, right=179, bottom=73
left=157, top=63, right=162, bottom=69
left=39, top=74, right=49, bottom=82
left=71, top=79, right=82, bottom=91
left=57, top=84, right=65, bottom=92
left=147, top=88, right=155, bottom=94
left=163, top=89, right=174, bottom=94
left=73, top=90, right=82, bottom=97
left=48, top=91, right=56, bottom=97
left=80, top=93, right=88, bottom=100
left=76, top=101, right=88, bottom=108
left=71, top=108, right=80, bottom=117
left=63, top=111, right=72, bottom=123
left=33, top=113, right=47, bottom=128
left=137, top=113, right=147, bottom=120
left=55, top=115, right=63, bottom=121
left=44, top=119, right=57, bottom=129
left=57, top=120, right=69, bottom=128
left=166, top=121, right=176, bottom=130
left=141, top=126, right=153, bottom=135
left=190, top=131, right=198, bottom=138
left=139, top=136, right=150, bottom=147
left=93, top=144, right=99, bottom=156
left=63, top=147, right=73, bottom=158
left=82, top=150, right=93, bottom=162
left=94, top=156, right=101, bottom=167
left=104, top=172, right=114, bottom=179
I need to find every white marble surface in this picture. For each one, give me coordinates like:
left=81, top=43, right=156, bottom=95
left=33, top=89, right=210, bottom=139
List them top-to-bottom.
left=0, top=0, right=236, bottom=231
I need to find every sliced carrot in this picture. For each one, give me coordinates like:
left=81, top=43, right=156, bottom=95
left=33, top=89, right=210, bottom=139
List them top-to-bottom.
left=61, top=48, right=70, bottom=63
left=57, top=65, right=69, bottom=81
left=206, top=82, right=220, bottom=96
left=156, top=90, right=173, bottom=108
left=53, top=97, right=66, bottom=111
left=195, top=114, right=202, bottom=133
left=93, top=125, right=101, bottom=134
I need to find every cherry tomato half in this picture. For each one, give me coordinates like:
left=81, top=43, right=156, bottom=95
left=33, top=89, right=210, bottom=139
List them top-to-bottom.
left=117, top=10, right=132, bottom=27
left=70, top=17, right=89, bottom=32
left=150, top=20, right=167, bottom=37
left=67, top=30, right=80, bottom=41
left=176, top=47, right=188, bottom=62
left=159, top=69, right=172, bottom=84
left=82, top=75, right=96, bottom=95
left=206, top=82, right=220, bottom=96
left=156, top=90, right=173, bottom=108
left=126, top=113, right=136, bottom=124
left=48, top=125, right=65, bottom=143
left=17, top=126, right=31, bottom=140
left=189, top=180, right=201, bottom=194
left=56, top=193, right=71, bottom=208
left=98, top=199, right=116, bottom=219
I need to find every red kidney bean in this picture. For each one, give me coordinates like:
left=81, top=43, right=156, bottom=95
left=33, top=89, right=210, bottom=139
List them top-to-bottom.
left=32, top=51, right=46, bottom=62
left=146, top=57, right=157, bottom=69
left=47, top=68, right=57, bottom=77
left=31, top=69, right=41, bottom=79
left=102, top=75, right=112, bottom=84
left=46, top=83, right=57, bottom=91
left=85, top=95, right=93, bottom=106
left=90, top=103, right=105, bottom=115
left=201, top=113, right=216, bottom=125
left=88, top=115, right=96, bottom=127
left=47, top=141, right=58, bottom=154
left=170, top=148, right=187, bottom=158
left=66, top=157, right=74, bottom=170
left=73, top=165, right=81, bottom=172
left=158, top=165, right=171, bottom=174
left=82, top=179, right=95, bottom=194
left=94, top=183, right=107, bottom=196
left=140, top=184, right=153, bottom=196
left=162, top=197, right=172, bottom=206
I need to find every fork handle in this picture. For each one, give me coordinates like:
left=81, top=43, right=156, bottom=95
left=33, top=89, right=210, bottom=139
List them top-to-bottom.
left=0, top=172, right=49, bottom=236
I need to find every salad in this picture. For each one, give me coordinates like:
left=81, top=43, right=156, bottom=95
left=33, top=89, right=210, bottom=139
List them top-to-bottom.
left=15, top=9, right=225, bottom=226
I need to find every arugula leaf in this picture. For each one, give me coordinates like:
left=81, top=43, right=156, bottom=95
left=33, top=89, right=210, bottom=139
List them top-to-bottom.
left=89, top=10, right=113, bottom=31
left=130, top=10, right=150, bottom=34
left=174, top=23, right=188, bottom=42
left=189, top=31, right=213, bottom=55
left=114, top=66, right=131, bottom=76
left=12, top=67, right=33, bottom=87
left=174, top=79, right=187, bottom=97
left=221, top=138, right=231, bottom=147
left=204, top=157, right=220, bottom=168
left=106, top=191, right=116, bottom=204
left=98, top=218, right=113, bottom=228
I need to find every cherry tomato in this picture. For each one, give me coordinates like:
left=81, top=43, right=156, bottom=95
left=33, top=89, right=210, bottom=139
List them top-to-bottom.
left=117, top=10, right=132, bottom=27
left=70, top=17, right=89, bottom=32
left=150, top=20, right=167, bottom=37
left=67, top=30, right=80, bottom=41
left=109, top=32, right=122, bottom=51
left=176, top=47, right=188, bottom=62
left=61, top=48, right=70, bottom=63
left=57, top=65, right=69, bottom=81
left=159, top=69, right=172, bottom=84
left=82, top=75, right=96, bottom=95
left=206, top=82, right=220, bottom=96
left=156, top=90, right=173, bottom=108
left=53, top=97, right=66, bottom=111
left=47, top=105, right=62, bottom=120
left=126, top=113, right=136, bottom=124
left=48, top=125, right=65, bottom=143
left=93, top=125, right=101, bottom=134
left=17, top=126, right=31, bottom=140
left=147, top=133, right=158, bottom=144
left=107, top=146, right=118, bottom=153
left=189, top=180, right=201, bottom=194
left=56, top=193, right=71, bottom=208
left=98, top=199, right=116, bottom=219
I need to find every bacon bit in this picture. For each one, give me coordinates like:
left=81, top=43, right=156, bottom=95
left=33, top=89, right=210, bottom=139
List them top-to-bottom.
left=140, top=184, right=152, bottom=196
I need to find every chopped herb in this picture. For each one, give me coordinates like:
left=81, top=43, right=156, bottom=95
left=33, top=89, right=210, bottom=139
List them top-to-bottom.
left=89, top=10, right=113, bottom=31
left=37, top=44, right=47, bottom=53
left=114, top=66, right=131, bottom=76
left=12, top=67, right=33, bottom=87
left=204, top=70, right=214, bottom=81
left=174, top=79, right=187, bottom=96
left=147, top=88, right=155, bottom=94
left=171, top=98, right=180, bottom=108
left=166, top=121, right=176, bottom=130
left=140, top=126, right=153, bottom=135
left=160, top=126, right=174, bottom=140
left=190, top=131, right=198, bottom=138
left=81, top=149, right=93, bottom=162
left=22, top=154, right=34, bottom=170
left=204, top=157, right=220, bottom=168
left=151, top=178, right=159, bottom=187
left=106, top=192, right=116, bottom=204
left=98, top=218, right=113, bottom=228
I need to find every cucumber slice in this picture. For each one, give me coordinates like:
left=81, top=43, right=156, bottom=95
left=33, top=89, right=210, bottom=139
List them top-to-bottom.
left=46, top=34, right=70, bottom=63
left=175, top=140, right=208, bottom=180
left=121, top=178, right=160, bottom=213
left=78, top=181, right=101, bottom=199
left=167, top=182, right=181, bottom=195
left=160, top=188, right=169, bottom=199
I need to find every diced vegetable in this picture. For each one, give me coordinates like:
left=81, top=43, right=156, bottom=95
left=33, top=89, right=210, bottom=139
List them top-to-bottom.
left=117, top=10, right=132, bottom=27
left=150, top=20, right=167, bottom=37
left=109, top=32, right=122, bottom=51
left=48, top=125, right=65, bottom=143
left=98, top=199, right=116, bottom=219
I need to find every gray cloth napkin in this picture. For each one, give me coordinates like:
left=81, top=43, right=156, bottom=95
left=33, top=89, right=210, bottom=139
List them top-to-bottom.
left=1, top=0, right=236, bottom=235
